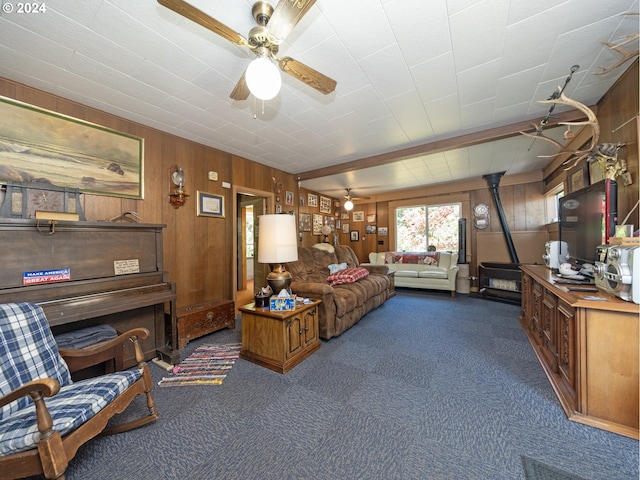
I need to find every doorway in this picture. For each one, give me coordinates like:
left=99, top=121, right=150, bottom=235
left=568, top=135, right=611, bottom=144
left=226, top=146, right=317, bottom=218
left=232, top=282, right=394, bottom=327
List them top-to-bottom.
left=234, top=188, right=272, bottom=311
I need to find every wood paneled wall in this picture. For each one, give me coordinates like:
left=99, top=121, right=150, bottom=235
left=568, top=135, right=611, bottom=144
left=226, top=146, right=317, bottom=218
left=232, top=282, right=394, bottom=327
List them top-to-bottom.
left=1, top=60, right=636, bottom=303
left=543, top=60, right=638, bottom=223
left=593, top=60, right=638, bottom=226
left=0, top=78, right=322, bottom=308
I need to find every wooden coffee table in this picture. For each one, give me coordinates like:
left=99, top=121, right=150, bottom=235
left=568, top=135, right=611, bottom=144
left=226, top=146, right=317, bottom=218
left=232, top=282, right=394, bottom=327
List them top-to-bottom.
left=239, top=300, right=321, bottom=373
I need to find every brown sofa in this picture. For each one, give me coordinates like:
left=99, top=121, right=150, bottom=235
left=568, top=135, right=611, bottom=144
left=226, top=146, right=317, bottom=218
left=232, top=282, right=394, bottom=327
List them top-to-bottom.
left=285, top=244, right=391, bottom=339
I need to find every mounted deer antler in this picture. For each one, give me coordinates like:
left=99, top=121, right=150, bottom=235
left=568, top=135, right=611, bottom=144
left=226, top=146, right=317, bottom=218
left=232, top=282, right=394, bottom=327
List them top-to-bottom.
left=594, top=13, right=639, bottom=75
left=594, top=34, right=640, bottom=75
left=520, top=88, right=600, bottom=166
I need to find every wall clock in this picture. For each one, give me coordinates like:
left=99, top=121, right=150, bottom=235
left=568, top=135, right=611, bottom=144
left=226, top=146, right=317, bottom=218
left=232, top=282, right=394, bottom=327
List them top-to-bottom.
left=28, top=189, right=64, bottom=213
left=473, top=203, right=489, bottom=229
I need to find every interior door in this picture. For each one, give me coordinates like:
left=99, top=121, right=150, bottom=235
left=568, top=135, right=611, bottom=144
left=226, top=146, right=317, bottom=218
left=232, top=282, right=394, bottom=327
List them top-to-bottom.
left=236, top=193, right=267, bottom=292
left=252, top=197, right=266, bottom=290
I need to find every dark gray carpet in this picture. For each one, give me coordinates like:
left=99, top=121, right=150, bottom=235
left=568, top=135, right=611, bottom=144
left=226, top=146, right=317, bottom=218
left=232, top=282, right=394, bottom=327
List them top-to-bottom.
left=57, top=289, right=637, bottom=479
left=522, top=456, right=588, bottom=480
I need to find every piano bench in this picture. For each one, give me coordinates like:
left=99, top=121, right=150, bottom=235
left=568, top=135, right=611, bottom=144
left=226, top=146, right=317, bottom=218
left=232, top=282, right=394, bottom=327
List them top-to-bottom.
left=174, top=299, right=235, bottom=349
left=54, top=325, right=125, bottom=380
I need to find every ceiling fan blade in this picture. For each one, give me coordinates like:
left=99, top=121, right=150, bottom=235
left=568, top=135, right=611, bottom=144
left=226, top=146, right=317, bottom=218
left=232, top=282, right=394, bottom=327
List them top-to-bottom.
left=157, top=0, right=249, bottom=47
left=267, top=0, right=316, bottom=43
left=278, top=56, right=336, bottom=95
left=230, top=71, right=250, bottom=100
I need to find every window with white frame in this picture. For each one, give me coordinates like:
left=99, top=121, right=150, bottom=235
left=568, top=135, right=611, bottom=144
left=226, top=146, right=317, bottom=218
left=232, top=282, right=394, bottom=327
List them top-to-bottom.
left=545, top=183, right=564, bottom=224
left=395, top=202, right=461, bottom=252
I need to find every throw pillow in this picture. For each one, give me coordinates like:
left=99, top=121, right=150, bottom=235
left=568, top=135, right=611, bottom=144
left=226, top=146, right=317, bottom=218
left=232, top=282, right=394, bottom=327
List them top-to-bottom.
left=422, top=252, right=440, bottom=265
left=328, top=262, right=347, bottom=275
left=327, top=267, right=370, bottom=286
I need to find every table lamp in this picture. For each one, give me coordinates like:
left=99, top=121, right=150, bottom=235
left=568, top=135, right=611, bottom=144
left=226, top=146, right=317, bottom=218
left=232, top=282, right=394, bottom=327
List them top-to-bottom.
left=258, top=214, right=298, bottom=294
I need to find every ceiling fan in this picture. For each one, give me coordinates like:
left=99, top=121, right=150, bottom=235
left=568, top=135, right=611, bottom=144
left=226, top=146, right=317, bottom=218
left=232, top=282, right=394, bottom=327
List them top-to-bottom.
left=157, top=0, right=337, bottom=100
left=343, top=188, right=369, bottom=210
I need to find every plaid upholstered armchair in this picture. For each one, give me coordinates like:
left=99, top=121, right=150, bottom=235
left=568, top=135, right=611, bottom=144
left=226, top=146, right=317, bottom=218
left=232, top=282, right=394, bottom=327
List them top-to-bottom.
left=0, top=303, right=159, bottom=480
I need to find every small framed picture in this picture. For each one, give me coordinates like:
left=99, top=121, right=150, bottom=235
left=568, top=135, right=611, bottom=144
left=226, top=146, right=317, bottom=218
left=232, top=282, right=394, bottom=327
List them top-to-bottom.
left=589, top=160, right=605, bottom=185
left=567, top=162, right=589, bottom=193
left=197, top=191, right=225, bottom=218
left=285, top=191, right=294, bottom=206
left=308, top=193, right=318, bottom=207
left=299, top=194, right=305, bottom=207
left=320, top=196, right=332, bottom=214
left=276, top=205, right=282, bottom=213
left=353, top=211, right=364, bottom=222
left=299, top=213, right=311, bottom=232
left=312, top=213, right=323, bottom=235
left=367, top=214, right=376, bottom=223
left=324, top=216, right=335, bottom=229
left=342, top=223, right=350, bottom=234
left=365, top=225, right=376, bottom=234
left=378, top=227, right=388, bottom=236
left=350, top=230, right=359, bottom=242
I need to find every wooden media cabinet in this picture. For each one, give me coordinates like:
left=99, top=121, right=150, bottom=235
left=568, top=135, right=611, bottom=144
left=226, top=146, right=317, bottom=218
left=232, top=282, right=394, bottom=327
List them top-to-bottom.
left=519, top=265, right=639, bottom=439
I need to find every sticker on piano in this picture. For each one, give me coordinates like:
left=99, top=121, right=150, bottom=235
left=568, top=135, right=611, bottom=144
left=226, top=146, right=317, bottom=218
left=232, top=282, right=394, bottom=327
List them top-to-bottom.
left=113, top=259, right=140, bottom=275
left=23, top=268, right=71, bottom=285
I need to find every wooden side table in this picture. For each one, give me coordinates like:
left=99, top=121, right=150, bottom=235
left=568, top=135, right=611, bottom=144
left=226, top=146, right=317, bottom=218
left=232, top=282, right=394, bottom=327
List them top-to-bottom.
left=239, top=300, right=321, bottom=373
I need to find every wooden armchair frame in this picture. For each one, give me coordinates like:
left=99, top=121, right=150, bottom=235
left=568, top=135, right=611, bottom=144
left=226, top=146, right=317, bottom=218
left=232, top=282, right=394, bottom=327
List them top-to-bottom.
left=0, top=328, right=159, bottom=480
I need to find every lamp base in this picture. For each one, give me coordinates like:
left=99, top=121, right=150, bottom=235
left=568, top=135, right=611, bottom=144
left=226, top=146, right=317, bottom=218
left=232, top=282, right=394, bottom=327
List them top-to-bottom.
left=266, top=264, right=292, bottom=295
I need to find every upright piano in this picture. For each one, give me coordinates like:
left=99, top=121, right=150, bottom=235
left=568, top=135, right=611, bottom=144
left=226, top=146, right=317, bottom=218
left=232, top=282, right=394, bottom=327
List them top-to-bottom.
left=0, top=219, right=179, bottom=367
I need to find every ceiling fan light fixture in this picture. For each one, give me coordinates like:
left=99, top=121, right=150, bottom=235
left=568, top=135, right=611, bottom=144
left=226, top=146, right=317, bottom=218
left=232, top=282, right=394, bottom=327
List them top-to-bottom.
left=246, top=56, right=281, bottom=100
left=344, top=199, right=354, bottom=211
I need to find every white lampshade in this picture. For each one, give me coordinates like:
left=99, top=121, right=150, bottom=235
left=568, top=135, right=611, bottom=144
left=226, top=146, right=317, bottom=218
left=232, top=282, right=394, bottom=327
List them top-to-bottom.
left=246, top=57, right=282, bottom=101
left=344, top=199, right=354, bottom=211
left=258, top=214, right=298, bottom=264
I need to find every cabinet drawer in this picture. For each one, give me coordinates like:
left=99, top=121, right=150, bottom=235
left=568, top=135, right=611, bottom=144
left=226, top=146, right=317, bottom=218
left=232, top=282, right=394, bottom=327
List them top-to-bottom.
left=175, top=299, right=235, bottom=349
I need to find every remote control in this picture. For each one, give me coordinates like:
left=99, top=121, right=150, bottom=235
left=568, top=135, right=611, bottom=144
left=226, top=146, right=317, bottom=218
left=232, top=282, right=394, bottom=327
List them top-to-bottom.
left=567, top=286, right=599, bottom=292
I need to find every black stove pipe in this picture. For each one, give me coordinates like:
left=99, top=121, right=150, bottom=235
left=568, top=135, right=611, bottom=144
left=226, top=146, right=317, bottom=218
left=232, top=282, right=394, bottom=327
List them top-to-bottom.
left=483, top=172, right=520, bottom=264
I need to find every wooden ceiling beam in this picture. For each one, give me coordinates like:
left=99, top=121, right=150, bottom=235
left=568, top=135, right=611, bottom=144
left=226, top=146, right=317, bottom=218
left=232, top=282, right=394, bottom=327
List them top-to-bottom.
left=297, top=107, right=593, bottom=181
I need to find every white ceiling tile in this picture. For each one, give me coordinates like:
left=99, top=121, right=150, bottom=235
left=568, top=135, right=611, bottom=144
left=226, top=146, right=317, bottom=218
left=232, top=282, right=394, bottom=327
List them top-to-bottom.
left=0, top=0, right=634, bottom=196
left=316, top=0, right=396, bottom=62
left=385, top=0, right=452, bottom=67
left=449, top=0, right=509, bottom=72
left=501, top=5, right=567, bottom=76
left=359, top=44, right=415, bottom=99
left=412, top=53, right=457, bottom=104
left=457, top=59, right=502, bottom=107
left=494, top=65, right=546, bottom=110
left=386, top=90, right=435, bottom=142
left=424, top=95, right=462, bottom=136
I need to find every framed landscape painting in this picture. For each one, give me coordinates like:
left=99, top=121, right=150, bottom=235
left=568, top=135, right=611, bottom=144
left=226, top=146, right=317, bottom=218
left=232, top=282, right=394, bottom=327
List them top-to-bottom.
left=0, top=96, right=144, bottom=199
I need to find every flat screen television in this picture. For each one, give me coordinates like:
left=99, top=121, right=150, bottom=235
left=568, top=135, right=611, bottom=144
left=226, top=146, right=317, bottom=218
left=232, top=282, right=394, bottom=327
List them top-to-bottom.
left=559, top=178, right=617, bottom=270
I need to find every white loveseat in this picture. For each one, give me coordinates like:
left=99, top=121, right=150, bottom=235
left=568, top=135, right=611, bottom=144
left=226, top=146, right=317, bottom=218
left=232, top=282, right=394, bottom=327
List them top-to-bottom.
left=366, top=251, right=459, bottom=297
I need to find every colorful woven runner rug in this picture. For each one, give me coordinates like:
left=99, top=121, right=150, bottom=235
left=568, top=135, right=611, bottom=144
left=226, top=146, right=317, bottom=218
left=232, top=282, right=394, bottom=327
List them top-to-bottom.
left=158, top=343, right=241, bottom=387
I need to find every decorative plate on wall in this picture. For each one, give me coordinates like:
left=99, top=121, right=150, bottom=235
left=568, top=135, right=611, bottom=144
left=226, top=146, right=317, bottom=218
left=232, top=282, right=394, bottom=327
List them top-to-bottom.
left=473, top=203, right=489, bottom=229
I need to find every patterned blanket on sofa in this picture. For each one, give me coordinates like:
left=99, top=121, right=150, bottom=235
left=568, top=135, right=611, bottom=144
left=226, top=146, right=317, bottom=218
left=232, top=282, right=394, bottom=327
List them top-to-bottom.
left=384, top=251, right=440, bottom=266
